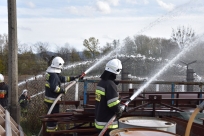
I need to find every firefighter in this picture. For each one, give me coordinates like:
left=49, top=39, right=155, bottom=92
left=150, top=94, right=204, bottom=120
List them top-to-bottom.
left=44, top=56, right=83, bottom=132
left=95, top=58, right=125, bottom=136
left=0, top=74, right=8, bottom=109
left=19, top=89, right=30, bottom=117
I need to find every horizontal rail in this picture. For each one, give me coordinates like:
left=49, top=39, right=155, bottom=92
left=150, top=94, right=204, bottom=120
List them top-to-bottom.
left=80, top=80, right=204, bottom=85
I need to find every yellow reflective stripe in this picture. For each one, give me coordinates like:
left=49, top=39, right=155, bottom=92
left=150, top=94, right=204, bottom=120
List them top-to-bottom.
left=45, top=73, right=50, bottom=80
left=66, top=76, right=70, bottom=82
left=45, top=83, right=50, bottom=88
left=54, top=86, right=60, bottom=93
left=95, top=89, right=105, bottom=96
left=95, top=93, right=101, bottom=101
left=44, top=98, right=54, bottom=103
left=19, top=99, right=24, bottom=104
left=108, top=100, right=120, bottom=107
left=95, top=123, right=118, bottom=129
left=95, top=123, right=103, bottom=129
left=46, top=129, right=56, bottom=132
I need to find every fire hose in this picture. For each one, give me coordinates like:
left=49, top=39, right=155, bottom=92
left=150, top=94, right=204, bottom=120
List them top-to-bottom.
left=38, top=73, right=85, bottom=136
left=99, top=95, right=204, bottom=136
left=98, top=99, right=131, bottom=136
left=184, top=101, right=204, bottom=136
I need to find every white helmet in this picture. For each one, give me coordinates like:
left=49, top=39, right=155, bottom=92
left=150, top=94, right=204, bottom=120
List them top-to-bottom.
left=46, top=56, right=64, bottom=73
left=51, top=56, right=64, bottom=69
left=105, top=59, right=122, bottom=75
left=0, top=74, right=4, bottom=83
left=22, top=89, right=28, bottom=95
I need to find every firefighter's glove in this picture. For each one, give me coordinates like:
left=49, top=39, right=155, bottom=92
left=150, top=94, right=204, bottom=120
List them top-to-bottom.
left=75, top=75, right=84, bottom=80
left=60, top=88, right=66, bottom=94
left=27, top=96, right=30, bottom=100
left=27, top=96, right=31, bottom=102
left=116, top=105, right=125, bottom=119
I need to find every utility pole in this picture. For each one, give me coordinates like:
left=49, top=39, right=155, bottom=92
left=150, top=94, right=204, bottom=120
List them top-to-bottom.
left=7, top=0, right=20, bottom=123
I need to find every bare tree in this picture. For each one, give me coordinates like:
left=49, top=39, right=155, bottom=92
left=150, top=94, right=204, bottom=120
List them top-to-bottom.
left=171, top=26, right=195, bottom=49
left=83, top=37, right=100, bottom=59
left=122, top=37, right=135, bottom=55
left=112, top=39, right=120, bottom=49
left=34, top=42, right=50, bottom=61
left=100, top=42, right=113, bottom=55
left=56, top=43, right=71, bottom=62
left=70, top=47, right=81, bottom=62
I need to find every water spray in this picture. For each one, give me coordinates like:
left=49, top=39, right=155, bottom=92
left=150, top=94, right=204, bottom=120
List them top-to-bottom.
left=99, top=34, right=204, bottom=136
left=30, top=91, right=45, bottom=98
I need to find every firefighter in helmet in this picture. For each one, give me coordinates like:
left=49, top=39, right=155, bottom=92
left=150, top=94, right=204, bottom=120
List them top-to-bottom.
left=44, top=56, right=83, bottom=132
left=95, top=58, right=125, bottom=136
left=0, top=74, right=8, bottom=109
left=19, top=89, right=31, bottom=117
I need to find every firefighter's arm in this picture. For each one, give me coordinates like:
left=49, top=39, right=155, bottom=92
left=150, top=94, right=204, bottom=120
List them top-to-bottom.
left=49, top=74, right=63, bottom=94
left=59, top=74, right=84, bottom=82
left=106, top=83, right=121, bottom=113
left=27, top=96, right=31, bottom=102
left=19, top=98, right=26, bottom=104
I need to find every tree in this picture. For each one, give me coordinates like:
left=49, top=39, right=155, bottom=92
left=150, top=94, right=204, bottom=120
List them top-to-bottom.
left=171, top=26, right=195, bottom=49
left=0, top=34, right=8, bottom=74
left=133, top=35, right=151, bottom=56
left=83, top=37, right=100, bottom=59
left=122, top=37, right=135, bottom=55
left=112, top=39, right=120, bottom=49
left=34, top=42, right=50, bottom=61
left=100, top=42, right=113, bottom=55
left=18, top=43, right=47, bottom=75
left=56, top=43, right=71, bottom=62
left=69, top=47, right=81, bottom=62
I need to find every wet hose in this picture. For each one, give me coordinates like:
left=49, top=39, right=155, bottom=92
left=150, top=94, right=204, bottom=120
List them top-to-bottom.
left=98, top=99, right=131, bottom=136
left=184, top=101, right=204, bottom=136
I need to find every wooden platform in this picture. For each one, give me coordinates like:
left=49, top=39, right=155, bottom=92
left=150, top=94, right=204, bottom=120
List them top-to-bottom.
left=0, top=105, right=26, bottom=136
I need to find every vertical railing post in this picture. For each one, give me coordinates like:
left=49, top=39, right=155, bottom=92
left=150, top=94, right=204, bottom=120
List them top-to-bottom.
left=83, top=80, right=88, bottom=105
left=75, top=81, right=79, bottom=101
left=171, top=83, right=175, bottom=105
left=199, top=85, right=203, bottom=104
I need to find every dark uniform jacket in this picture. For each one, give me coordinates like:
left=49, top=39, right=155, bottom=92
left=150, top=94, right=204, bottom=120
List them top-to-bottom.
left=95, top=71, right=121, bottom=130
left=44, top=72, right=75, bottom=103
left=0, top=83, right=8, bottom=108
left=19, top=94, right=29, bottom=109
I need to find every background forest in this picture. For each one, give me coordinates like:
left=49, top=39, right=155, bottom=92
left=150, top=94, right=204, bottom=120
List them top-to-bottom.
left=1, top=26, right=204, bottom=82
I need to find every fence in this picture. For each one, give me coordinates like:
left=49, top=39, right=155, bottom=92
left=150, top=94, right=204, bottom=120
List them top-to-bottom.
left=15, top=75, right=204, bottom=135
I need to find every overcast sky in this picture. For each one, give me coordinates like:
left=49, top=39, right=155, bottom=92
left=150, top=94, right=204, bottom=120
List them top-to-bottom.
left=0, top=0, right=204, bottom=52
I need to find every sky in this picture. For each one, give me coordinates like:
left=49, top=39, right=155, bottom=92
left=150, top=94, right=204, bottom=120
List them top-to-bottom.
left=0, top=0, right=204, bottom=52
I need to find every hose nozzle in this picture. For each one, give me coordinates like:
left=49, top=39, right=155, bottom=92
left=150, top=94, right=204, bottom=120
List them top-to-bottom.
left=80, top=72, right=86, bottom=78
left=197, top=101, right=204, bottom=110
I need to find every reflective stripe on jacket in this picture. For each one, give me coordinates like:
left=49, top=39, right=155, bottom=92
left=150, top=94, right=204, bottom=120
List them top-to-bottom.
left=44, top=72, right=75, bottom=103
left=95, top=79, right=121, bottom=129
left=0, top=83, right=8, bottom=107
left=0, top=89, right=7, bottom=98
left=19, top=95, right=29, bottom=109
left=95, top=119, right=118, bottom=129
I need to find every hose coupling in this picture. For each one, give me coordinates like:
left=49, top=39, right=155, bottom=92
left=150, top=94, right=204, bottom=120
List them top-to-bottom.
left=197, top=101, right=204, bottom=110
